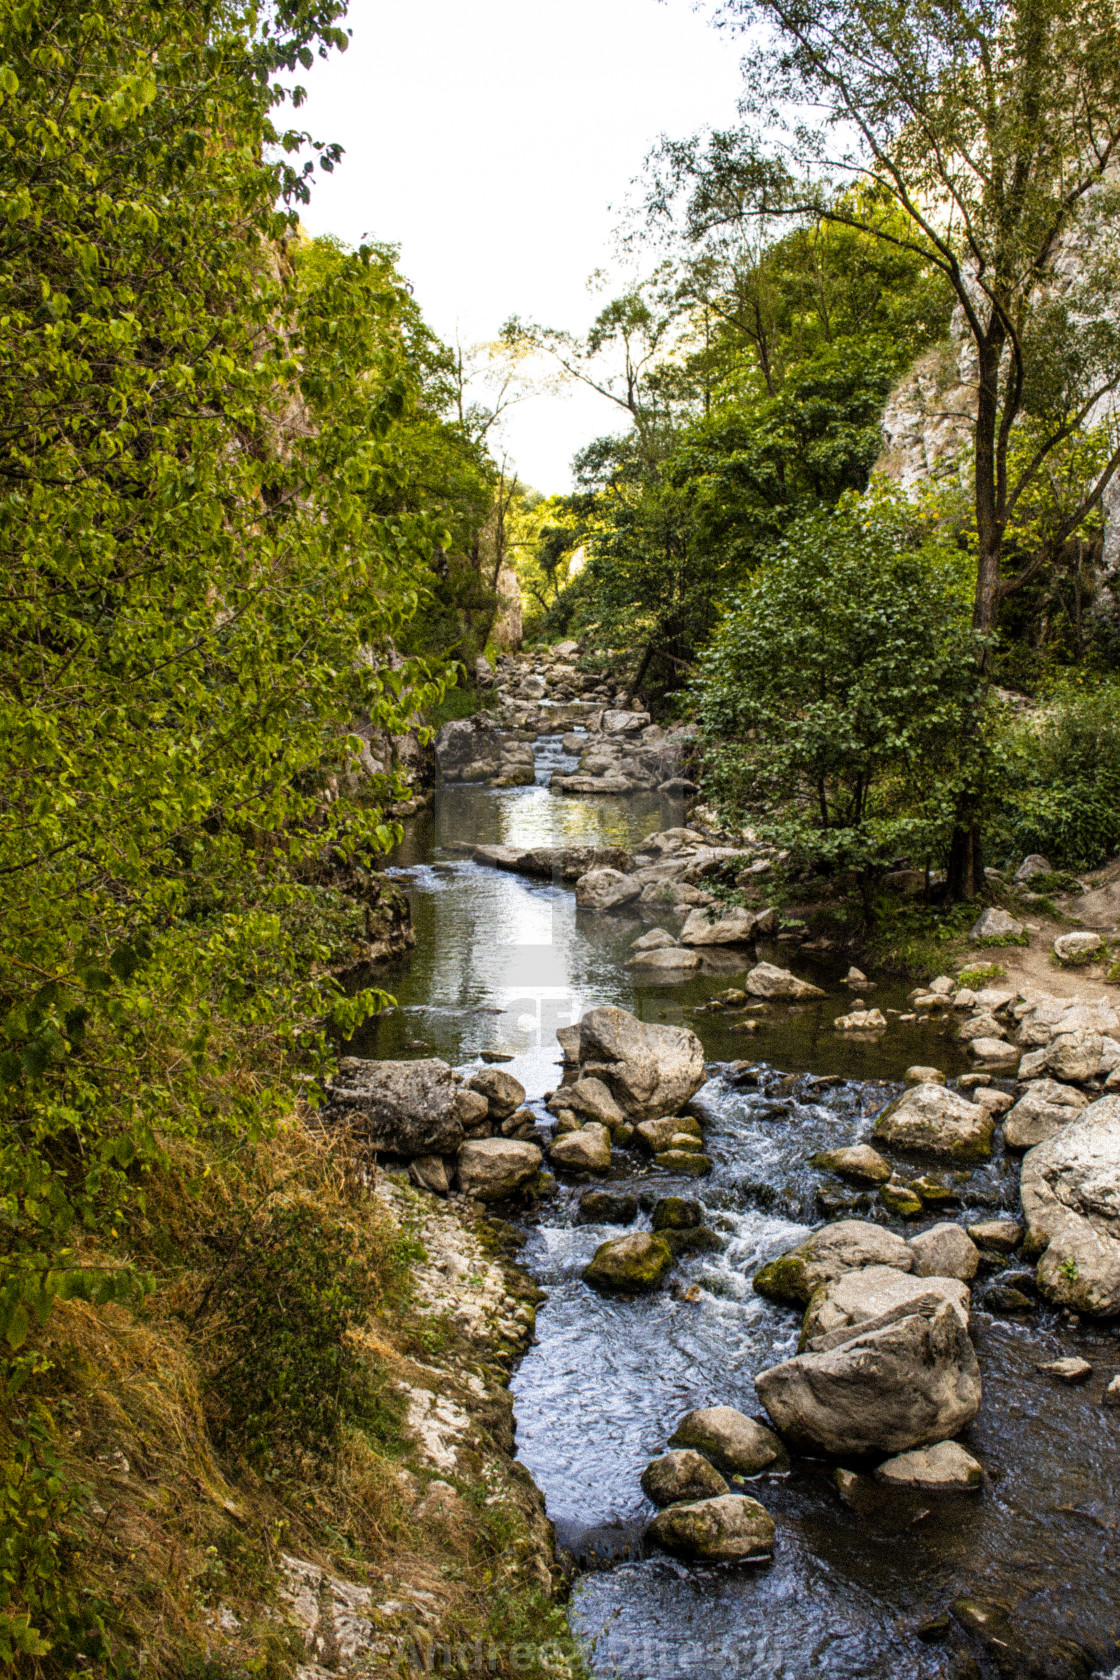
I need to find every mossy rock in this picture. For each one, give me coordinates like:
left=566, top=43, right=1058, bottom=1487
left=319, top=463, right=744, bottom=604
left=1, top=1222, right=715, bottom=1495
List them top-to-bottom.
left=654, top=1150, right=712, bottom=1176
left=880, top=1181, right=924, bottom=1218
left=652, top=1196, right=702, bottom=1231
left=661, top=1227, right=724, bottom=1258
left=582, top=1232, right=675, bottom=1294
left=752, top=1250, right=809, bottom=1306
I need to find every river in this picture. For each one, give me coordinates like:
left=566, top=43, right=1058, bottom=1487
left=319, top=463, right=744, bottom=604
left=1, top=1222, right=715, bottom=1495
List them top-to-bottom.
left=352, top=735, right=1120, bottom=1680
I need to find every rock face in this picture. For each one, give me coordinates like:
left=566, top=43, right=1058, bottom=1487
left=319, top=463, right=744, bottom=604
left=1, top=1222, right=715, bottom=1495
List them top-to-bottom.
left=574, top=868, right=642, bottom=911
left=679, top=905, right=766, bottom=945
left=745, top=963, right=827, bottom=1000
left=576, top=1006, right=707, bottom=1119
left=325, top=1058, right=465, bottom=1157
left=1004, top=1079, right=1089, bottom=1150
left=873, top=1083, right=996, bottom=1162
left=1020, top=1094, right=1120, bottom=1315
left=549, top=1123, right=612, bottom=1173
left=456, top=1137, right=542, bottom=1201
left=753, top=1220, right=913, bottom=1306
left=908, top=1223, right=980, bottom=1282
left=582, top=1231, right=674, bottom=1293
left=802, top=1265, right=970, bottom=1345
left=755, top=1298, right=982, bottom=1456
left=668, top=1406, right=785, bottom=1475
left=875, top=1441, right=982, bottom=1490
left=640, top=1450, right=729, bottom=1506
left=646, top=1494, right=776, bottom=1561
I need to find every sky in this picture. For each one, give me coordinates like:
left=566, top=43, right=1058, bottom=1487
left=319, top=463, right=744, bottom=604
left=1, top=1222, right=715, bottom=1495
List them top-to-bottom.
left=294, top=0, right=746, bottom=493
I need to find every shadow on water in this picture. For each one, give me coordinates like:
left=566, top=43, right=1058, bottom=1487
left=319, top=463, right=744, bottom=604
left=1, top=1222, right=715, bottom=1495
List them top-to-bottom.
left=349, top=737, right=1120, bottom=1679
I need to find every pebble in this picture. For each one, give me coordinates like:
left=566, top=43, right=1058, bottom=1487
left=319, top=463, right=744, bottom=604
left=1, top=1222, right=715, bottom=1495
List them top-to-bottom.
left=1037, top=1356, right=1093, bottom=1384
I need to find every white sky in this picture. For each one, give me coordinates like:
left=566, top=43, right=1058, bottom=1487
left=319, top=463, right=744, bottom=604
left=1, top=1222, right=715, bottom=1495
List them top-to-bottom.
left=293, top=0, right=745, bottom=493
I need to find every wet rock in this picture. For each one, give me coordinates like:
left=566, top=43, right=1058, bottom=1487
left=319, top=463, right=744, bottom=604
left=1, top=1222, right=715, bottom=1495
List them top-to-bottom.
left=574, top=868, right=642, bottom=911
left=679, top=905, right=766, bottom=945
left=969, top=907, right=1025, bottom=942
left=630, top=927, right=678, bottom=951
left=1053, top=931, right=1103, bottom=965
left=626, top=946, right=702, bottom=972
left=744, top=962, right=827, bottom=1001
left=577, top=1006, right=707, bottom=1119
left=835, top=1007, right=888, bottom=1031
left=556, top=1024, right=581, bottom=1065
left=1045, top=1029, right=1103, bottom=1084
left=326, top=1057, right=465, bottom=1157
left=468, top=1066, right=526, bottom=1120
left=906, top=1066, right=946, bottom=1085
left=546, top=1076, right=627, bottom=1129
left=1004, top=1079, right=1089, bottom=1150
left=874, top=1083, right=996, bottom=1162
left=973, top=1087, right=1014, bottom=1115
left=1021, top=1094, right=1120, bottom=1315
left=500, top=1107, right=539, bottom=1139
left=553, top=1112, right=580, bottom=1135
left=635, top=1115, right=702, bottom=1153
left=549, top=1123, right=612, bottom=1173
left=456, top=1138, right=543, bottom=1201
left=812, top=1144, right=892, bottom=1185
left=655, top=1150, right=712, bottom=1176
left=408, top=1155, right=452, bottom=1195
left=910, top=1173, right=959, bottom=1206
left=880, top=1179, right=924, bottom=1217
left=576, top=1190, right=637, bottom=1225
left=651, top=1196, right=702, bottom=1231
left=754, top=1219, right=913, bottom=1306
left=966, top=1219, right=1023, bottom=1253
left=908, top=1223, right=979, bottom=1281
left=582, top=1231, right=674, bottom=1293
left=802, top=1265, right=970, bottom=1346
left=983, top=1283, right=1035, bottom=1313
left=756, top=1298, right=982, bottom=1456
left=1037, top=1356, right=1092, bottom=1383
left=1102, top=1375, right=1120, bottom=1406
left=668, top=1406, right=785, bottom=1475
left=874, top=1440, right=982, bottom=1490
left=640, top=1450, right=729, bottom=1507
left=646, top=1492, right=775, bottom=1561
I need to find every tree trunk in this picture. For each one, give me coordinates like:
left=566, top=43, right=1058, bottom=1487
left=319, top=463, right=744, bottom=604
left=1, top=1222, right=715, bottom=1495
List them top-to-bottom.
left=946, top=810, right=984, bottom=901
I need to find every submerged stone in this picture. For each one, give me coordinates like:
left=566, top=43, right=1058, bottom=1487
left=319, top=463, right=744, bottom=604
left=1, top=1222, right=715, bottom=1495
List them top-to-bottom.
left=646, top=1493, right=775, bottom=1561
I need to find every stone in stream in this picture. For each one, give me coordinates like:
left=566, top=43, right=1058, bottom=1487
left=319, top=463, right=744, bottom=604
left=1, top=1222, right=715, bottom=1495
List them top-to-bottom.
left=574, top=867, right=643, bottom=911
left=679, top=905, right=765, bottom=946
left=630, top=927, right=678, bottom=951
left=625, top=946, right=701, bottom=972
left=744, top=962, right=827, bottom=1001
left=576, top=1006, right=707, bottom=1119
left=957, top=1012, right=1008, bottom=1043
left=555, top=1024, right=580, bottom=1065
left=1045, top=1029, right=1104, bottom=1084
left=969, top=1037, right=1021, bottom=1069
left=325, top=1057, right=465, bottom=1157
left=468, top=1066, right=526, bottom=1119
left=905, top=1066, right=946, bottom=1085
left=545, top=1076, right=627, bottom=1129
left=1003, top=1078, right=1089, bottom=1150
left=873, top=1082, right=996, bottom=1162
left=454, top=1086, right=492, bottom=1137
left=1021, top=1094, right=1120, bottom=1315
left=500, top=1107, right=539, bottom=1140
left=635, top=1115, right=702, bottom=1153
left=548, top=1123, right=611, bottom=1173
left=456, top=1138, right=543, bottom=1201
left=812, top=1145, right=892, bottom=1185
left=655, top=1150, right=712, bottom=1175
left=878, top=1179, right=924, bottom=1217
left=576, top=1190, right=637, bottom=1225
left=651, top=1196, right=702, bottom=1231
left=966, top=1219, right=1023, bottom=1253
left=753, top=1220, right=914, bottom=1307
left=908, top=1223, right=980, bottom=1282
left=582, top=1231, right=674, bottom=1293
left=802, top=1265, right=970, bottom=1347
left=755, top=1297, right=982, bottom=1456
left=1037, top=1356, right=1093, bottom=1384
left=1103, top=1375, right=1120, bottom=1407
left=668, top=1406, right=785, bottom=1476
left=874, top=1441, right=983, bottom=1491
left=640, top=1450, right=729, bottom=1507
left=646, top=1493, right=775, bottom=1562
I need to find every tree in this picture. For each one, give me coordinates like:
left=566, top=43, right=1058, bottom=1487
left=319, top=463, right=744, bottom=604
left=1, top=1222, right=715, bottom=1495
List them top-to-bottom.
left=697, top=493, right=986, bottom=920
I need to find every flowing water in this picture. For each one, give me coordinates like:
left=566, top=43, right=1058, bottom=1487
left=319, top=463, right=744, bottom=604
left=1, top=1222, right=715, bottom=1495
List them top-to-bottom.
left=353, top=736, right=1120, bottom=1679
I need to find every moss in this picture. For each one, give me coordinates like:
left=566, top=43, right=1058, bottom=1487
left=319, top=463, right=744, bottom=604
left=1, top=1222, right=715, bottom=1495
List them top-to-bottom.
left=955, top=962, right=1006, bottom=989
left=654, top=1150, right=712, bottom=1176
left=879, top=1181, right=924, bottom=1217
left=582, top=1233, right=675, bottom=1293
left=752, top=1249, right=810, bottom=1306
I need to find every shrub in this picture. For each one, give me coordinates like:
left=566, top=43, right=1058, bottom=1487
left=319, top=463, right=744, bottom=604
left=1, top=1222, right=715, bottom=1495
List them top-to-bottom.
left=998, top=679, right=1120, bottom=868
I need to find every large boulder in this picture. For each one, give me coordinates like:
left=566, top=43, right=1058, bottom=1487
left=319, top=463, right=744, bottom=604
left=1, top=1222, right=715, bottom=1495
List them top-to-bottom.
left=574, top=868, right=642, bottom=911
left=679, top=905, right=766, bottom=946
left=744, top=963, right=827, bottom=1001
left=576, top=1006, right=707, bottom=1119
left=1045, top=1029, right=1103, bottom=1084
left=325, top=1058, right=464, bottom=1157
left=468, top=1066, right=526, bottom=1119
left=546, top=1076, right=627, bottom=1128
left=1004, top=1078, right=1090, bottom=1150
left=873, top=1083, right=996, bottom=1162
left=1020, top=1094, right=1120, bottom=1315
left=549, top=1123, right=612, bottom=1173
left=456, top=1137, right=542, bottom=1201
left=753, top=1220, right=913, bottom=1306
left=582, top=1231, right=674, bottom=1293
left=802, top=1264, right=970, bottom=1345
left=755, top=1297, right=982, bottom=1456
left=667, top=1406, right=785, bottom=1475
left=640, top=1450, right=729, bottom=1507
left=646, top=1494, right=775, bottom=1561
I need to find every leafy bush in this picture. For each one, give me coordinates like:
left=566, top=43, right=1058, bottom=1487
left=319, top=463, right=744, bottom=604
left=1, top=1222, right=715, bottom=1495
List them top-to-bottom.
left=997, top=679, right=1120, bottom=868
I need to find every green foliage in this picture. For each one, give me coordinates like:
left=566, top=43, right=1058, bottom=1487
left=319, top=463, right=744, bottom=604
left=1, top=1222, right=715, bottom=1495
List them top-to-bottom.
left=697, top=492, right=986, bottom=906
left=996, top=679, right=1120, bottom=868
left=955, top=963, right=1006, bottom=989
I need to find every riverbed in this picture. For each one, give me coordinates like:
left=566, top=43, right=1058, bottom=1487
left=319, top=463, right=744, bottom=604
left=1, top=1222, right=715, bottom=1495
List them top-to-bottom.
left=356, top=736, right=1120, bottom=1680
